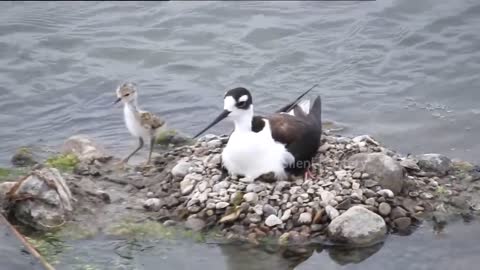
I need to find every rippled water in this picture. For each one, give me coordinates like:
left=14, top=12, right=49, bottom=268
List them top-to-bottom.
left=1, top=1, right=480, bottom=269
left=1, top=1, right=480, bottom=165
left=50, top=220, right=480, bottom=270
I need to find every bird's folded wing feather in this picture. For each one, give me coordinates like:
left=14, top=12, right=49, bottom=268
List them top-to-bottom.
left=140, top=112, right=165, bottom=130
left=266, top=114, right=309, bottom=146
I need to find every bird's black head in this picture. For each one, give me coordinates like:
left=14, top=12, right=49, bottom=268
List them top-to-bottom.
left=193, top=87, right=254, bottom=139
left=224, top=87, right=253, bottom=110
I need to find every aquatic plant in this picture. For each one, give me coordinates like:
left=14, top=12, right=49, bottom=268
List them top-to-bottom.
left=156, top=129, right=179, bottom=145
left=45, top=154, right=79, bottom=172
left=0, top=167, right=27, bottom=182
left=106, top=220, right=213, bottom=243
left=25, top=232, right=69, bottom=266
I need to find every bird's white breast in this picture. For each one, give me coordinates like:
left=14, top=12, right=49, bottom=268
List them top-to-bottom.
left=124, top=105, right=147, bottom=138
left=222, top=120, right=294, bottom=180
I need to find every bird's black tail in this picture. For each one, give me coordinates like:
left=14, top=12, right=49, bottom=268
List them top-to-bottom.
left=276, top=84, right=319, bottom=113
left=308, top=96, right=322, bottom=128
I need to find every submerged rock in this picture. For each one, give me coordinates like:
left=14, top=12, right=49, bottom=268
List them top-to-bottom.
left=156, top=129, right=193, bottom=146
left=62, top=135, right=111, bottom=163
left=11, top=147, right=37, bottom=167
left=347, top=153, right=405, bottom=194
left=416, top=154, right=452, bottom=176
left=8, top=167, right=73, bottom=231
left=0, top=181, right=16, bottom=211
left=143, top=198, right=162, bottom=212
left=328, top=206, right=387, bottom=247
left=185, top=216, right=205, bottom=232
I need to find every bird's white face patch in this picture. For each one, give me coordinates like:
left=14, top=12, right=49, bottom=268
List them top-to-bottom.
left=238, top=95, right=249, bottom=102
left=224, top=96, right=236, bottom=112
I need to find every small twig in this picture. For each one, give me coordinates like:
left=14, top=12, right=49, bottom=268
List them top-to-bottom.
left=0, top=214, right=56, bottom=270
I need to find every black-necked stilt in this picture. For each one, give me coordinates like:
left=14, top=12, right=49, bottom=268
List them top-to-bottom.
left=114, top=82, right=166, bottom=164
left=193, top=86, right=322, bottom=182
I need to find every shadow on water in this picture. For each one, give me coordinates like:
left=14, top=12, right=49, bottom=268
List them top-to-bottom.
left=47, top=219, right=480, bottom=270
left=216, top=241, right=383, bottom=270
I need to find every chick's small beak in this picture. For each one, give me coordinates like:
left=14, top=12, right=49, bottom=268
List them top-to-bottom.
left=113, top=97, right=121, bottom=105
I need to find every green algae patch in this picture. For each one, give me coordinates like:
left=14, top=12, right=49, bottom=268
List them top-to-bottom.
left=156, top=129, right=194, bottom=146
left=156, top=129, right=178, bottom=145
left=46, top=154, right=79, bottom=172
left=452, top=160, right=475, bottom=172
left=0, top=167, right=27, bottom=182
left=436, top=186, right=449, bottom=196
left=106, top=220, right=214, bottom=243
left=107, top=221, right=176, bottom=239
left=56, top=223, right=98, bottom=241
left=25, top=232, right=70, bottom=266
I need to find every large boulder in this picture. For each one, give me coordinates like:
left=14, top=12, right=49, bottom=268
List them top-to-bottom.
left=62, top=135, right=112, bottom=163
left=11, top=147, right=37, bottom=167
left=346, top=153, right=405, bottom=194
left=416, top=153, right=452, bottom=176
left=7, top=167, right=74, bottom=231
left=0, top=181, right=17, bottom=211
left=327, top=206, right=387, bottom=247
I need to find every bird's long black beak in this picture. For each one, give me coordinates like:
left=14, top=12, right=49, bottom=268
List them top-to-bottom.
left=113, top=97, right=121, bottom=105
left=193, top=110, right=230, bottom=139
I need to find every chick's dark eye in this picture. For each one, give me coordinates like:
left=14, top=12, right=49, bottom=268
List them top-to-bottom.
left=124, top=93, right=130, bottom=97
left=237, top=101, right=246, bottom=107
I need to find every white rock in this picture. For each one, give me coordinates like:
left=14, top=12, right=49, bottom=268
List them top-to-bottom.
left=62, top=134, right=111, bottom=162
left=352, top=135, right=380, bottom=146
left=206, top=139, right=222, bottom=149
left=347, top=153, right=405, bottom=194
left=171, top=160, right=192, bottom=178
left=334, top=170, right=348, bottom=181
left=180, top=178, right=195, bottom=195
left=197, top=181, right=208, bottom=192
left=213, top=181, right=230, bottom=192
left=352, top=182, right=360, bottom=190
left=246, top=183, right=264, bottom=193
left=377, top=189, right=394, bottom=198
left=320, top=190, right=335, bottom=204
left=198, top=192, right=208, bottom=203
left=243, top=192, right=259, bottom=204
left=143, top=198, right=162, bottom=211
left=365, top=198, right=376, bottom=206
left=216, top=201, right=229, bottom=209
left=206, top=202, right=216, bottom=209
left=253, top=204, right=263, bottom=216
left=326, top=205, right=339, bottom=220
left=328, top=206, right=387, bottom=246
left=281, top=209, right=292, bottom=221
left=298, top=212, right=312, bottom=224
left=265, top=215, right=282, bottom=227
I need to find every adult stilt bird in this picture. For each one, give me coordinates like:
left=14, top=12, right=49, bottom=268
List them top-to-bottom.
left=194, top=86, right=322, bottom=182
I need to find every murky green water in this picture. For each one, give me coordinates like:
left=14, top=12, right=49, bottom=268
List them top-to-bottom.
left=1, top=1, right=480, bottom=269
left=45, top=220, right=479, bottom=270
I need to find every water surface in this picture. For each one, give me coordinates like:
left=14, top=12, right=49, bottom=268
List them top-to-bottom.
left=0, top=1, right=479, bottom=269
left=0, top=1, right=479, bottom=165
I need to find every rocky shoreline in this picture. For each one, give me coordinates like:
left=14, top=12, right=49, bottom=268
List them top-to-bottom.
left=1, top=130, right=480, bottom=251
